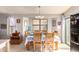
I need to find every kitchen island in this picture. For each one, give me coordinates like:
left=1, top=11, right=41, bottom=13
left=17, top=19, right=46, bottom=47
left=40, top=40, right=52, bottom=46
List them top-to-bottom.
left=0, top=39, right=10, bottom=52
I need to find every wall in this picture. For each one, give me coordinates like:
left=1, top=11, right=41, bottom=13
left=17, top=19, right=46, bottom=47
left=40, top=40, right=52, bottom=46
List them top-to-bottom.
left=0, top=13, right=62, bottom=40
left=0, top=14, right=8, bottom=39
left=0, top=14, right=24, bottom=39
left=48, top=15, right=62, bottom=40
left=61, top=15, right=66, bottom=43
left=7, top=16, right=23, bottom=36
left=13, top=16, right=23, bottom=34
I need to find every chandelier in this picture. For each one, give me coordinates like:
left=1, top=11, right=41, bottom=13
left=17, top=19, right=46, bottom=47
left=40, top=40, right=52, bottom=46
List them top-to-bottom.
left=35, top=6, right=44, bottom=19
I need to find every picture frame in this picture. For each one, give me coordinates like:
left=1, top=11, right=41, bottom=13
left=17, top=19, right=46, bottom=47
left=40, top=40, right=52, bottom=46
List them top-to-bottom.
left=16, top=19, right=20, bottom=23
left=52, top=20, right=56, bottom=26
left=58, top=21, right=61, bottom=25
left=0, top=24, right=7, bottom=29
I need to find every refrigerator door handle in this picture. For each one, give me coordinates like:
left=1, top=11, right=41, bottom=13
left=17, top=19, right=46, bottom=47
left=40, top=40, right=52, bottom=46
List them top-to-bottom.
left=71, top=40, right=79, bottom=45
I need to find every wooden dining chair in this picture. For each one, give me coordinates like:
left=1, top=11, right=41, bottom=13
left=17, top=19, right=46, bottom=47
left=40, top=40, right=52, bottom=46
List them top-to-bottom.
left=33, top=32, right=42, bottom=51
left=44, top=32, right=54, bottom=50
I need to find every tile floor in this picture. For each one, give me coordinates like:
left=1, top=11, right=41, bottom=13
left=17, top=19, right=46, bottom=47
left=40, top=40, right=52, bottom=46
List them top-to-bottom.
left=9, top=43, right=70, bottom=52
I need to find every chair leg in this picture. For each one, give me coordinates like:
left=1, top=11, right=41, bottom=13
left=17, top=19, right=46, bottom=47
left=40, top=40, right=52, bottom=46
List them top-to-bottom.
left=33, top=42, right=35, bottom=51
left=44, top=42, right=46, bottom=49
left=52, top=42, right=54, bottom=50
left=55, top=42, right=58, bottom=50
left=26, top=44, right=29, bottom=50
left=40, top=44, right=42, bottom=51
left=44, top=44, right=46, bottom=48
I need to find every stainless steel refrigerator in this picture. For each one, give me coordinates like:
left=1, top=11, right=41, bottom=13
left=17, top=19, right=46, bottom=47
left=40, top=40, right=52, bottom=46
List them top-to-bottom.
left=70, top=14, right=79, bottom=51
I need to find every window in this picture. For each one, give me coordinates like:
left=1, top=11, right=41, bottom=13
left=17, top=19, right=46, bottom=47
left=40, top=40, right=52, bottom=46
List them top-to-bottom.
left=32, top=19, right=47, bottom=31
left=33, top=20, right=40, bottom=25
left=41, top=20, right=47, bottom=25
left=33, top=26, right=39, bottom=31
left=41, top=26, right=47, bottom=30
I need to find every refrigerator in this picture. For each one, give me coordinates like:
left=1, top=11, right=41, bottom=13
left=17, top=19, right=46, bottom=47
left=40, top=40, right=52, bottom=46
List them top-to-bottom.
left=70, top=13, right=79, bottom=51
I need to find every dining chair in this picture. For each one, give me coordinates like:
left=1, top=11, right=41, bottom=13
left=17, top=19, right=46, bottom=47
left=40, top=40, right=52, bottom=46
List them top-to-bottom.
left=33, top=32, right=42, bottom=51
left=44, top=32, right=54, bottom=50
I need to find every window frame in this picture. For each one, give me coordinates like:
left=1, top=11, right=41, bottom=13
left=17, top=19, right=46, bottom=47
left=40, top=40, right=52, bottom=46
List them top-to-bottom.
left=32, top=19, right=48, bottom=31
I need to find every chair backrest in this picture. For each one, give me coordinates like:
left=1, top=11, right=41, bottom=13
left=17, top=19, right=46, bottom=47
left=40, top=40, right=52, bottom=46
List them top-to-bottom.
left=41, top=30, right=47, bottom=33
left=25, top=31, right=29, bottom=36
left=33, top=32, right=41, bottom=42
left=44, top=32, right=47, bottom=37
left=45, top=32, right=54, bottom=42
left=52, top=32, right=54, bottom=38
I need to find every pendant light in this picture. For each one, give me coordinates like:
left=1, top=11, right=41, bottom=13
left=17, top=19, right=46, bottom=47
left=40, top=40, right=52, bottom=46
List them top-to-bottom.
left=35, top=6, right=44, bottom=19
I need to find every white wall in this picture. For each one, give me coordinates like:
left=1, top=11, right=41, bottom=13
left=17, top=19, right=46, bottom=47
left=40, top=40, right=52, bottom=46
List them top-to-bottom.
left=0, top=13, right=62, bottom=39
left=0, top=14, right=8, bottom=39
left=0, top=14, right=24, bottom=39
left=48, top=15, right=62, bottom=40
left=61, top=15, right=66, bottom=43
left=7, top=16, right=23, bottom=36
left=15, top=16, right=23, bottom=34
left=48, top=18, right=52, bottom=33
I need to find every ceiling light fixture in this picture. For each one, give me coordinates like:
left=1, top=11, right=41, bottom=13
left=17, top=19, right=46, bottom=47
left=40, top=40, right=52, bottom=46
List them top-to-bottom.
left=35, top=6, right=44, bottom=19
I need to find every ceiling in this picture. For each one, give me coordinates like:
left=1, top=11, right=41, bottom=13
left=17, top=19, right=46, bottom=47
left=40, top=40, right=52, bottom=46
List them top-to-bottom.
left=0, top=6, right=71, bottom=15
